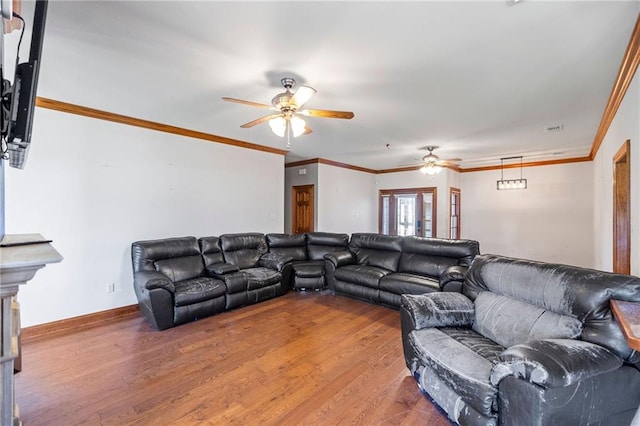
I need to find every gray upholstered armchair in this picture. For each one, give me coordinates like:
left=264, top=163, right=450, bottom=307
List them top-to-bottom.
left=401, top=254, right=640, bottom=425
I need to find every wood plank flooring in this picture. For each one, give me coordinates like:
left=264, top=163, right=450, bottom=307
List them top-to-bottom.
left=15, top=291, right=451, bottom=425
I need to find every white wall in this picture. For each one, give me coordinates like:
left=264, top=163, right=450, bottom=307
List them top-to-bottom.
left=593, top=72, right=640, bottom=275
left=6, top=109, right=285, bottom=327
left=461, top=162, right=594, bottom=267
left=284, top=163, right=318, bottom=233
left=316, top=164, right=377, bottom=233
left=375, top=168, right=457, bottom=238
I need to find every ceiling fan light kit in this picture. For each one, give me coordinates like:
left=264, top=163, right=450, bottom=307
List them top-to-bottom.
left=222, top=77, right=354, bottom=148
left=269, top=115, right=306, bottom=139
left=415, top=146, right=460, bottom=175
left=420, top=163, right=442, bottom=175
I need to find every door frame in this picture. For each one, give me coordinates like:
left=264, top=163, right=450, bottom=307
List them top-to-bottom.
left=613, top=140, right=631, bottom=274
left=292, top=184, right=315, bottom=234
left=449, top=187, right=461, bottom=239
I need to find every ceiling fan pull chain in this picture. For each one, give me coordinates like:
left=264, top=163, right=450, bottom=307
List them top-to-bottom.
left=286, top=120, right=292, bottom=148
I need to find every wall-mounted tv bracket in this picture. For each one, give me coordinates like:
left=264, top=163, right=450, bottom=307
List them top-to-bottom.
left=1, top=78, right=12, bottom=139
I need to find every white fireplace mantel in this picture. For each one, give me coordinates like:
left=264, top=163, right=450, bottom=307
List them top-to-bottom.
left=0, top=233, right=62, bottom=426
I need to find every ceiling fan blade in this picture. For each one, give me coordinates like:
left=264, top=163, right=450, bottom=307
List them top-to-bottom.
left=290, top=85, right=317, bottom=108
left=222, top=97, right=273, bottom=109
left=300, top=109, right=355, bottom=119
left=240, top=114, right=280, bottom=128
left=302, top=125, right=313, bottom=135
left=443, top=158, right=463, bottom=162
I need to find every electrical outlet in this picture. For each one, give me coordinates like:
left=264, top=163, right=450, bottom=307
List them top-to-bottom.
left=107, top=283, right=115, bottom=293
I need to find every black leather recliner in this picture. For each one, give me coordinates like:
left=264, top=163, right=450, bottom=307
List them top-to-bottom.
left=266, top=232, right=349, bottom=290
left=132, top=233, right=291, bottom=330
left=208, top=233, right=290, bottom=309
left=324, top=233, right=480, bottom=307
left=325, top=233, right=404, bottom=303
left=379, top=236, right=480, bottom=306
left=131, top=237, right=227, bottom=330
left=401, top=254, right=640, bottom=425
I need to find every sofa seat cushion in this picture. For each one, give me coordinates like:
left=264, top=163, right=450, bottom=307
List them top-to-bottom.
left=292, top=260, right=325, bottom=277
left=334, top=264, right=391, bottom=288
left=241, top=267, right=282, bottom=290
left=379, top=273, right=439, bottom=295
left=173, top=277, right=227, bottom=307
left=409, top=326, right=505, bottom=417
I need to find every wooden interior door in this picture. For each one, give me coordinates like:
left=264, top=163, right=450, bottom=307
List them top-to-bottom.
left=613, top=140, right=631, bottom=274
left=292, top=185, right=314, bottom=234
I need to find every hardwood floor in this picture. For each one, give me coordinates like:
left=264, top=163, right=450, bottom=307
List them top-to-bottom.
left=15, top=291, right=451, bottom=425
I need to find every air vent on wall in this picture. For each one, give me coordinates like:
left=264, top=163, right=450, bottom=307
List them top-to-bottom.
left=545, top=124, right=564, bottom=132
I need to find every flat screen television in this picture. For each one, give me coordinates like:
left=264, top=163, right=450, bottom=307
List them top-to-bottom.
left=1, top=0, right=48, bottom=170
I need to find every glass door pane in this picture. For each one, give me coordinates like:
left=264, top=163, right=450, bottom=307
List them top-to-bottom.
left=379, top=188, right=436, bottom=237
left=450, top=189, right=460, bottom=239
left=423, top=192, right=434, bottom=237
left=395, top=195, right=417, bottom=236
left=381, top=196, right=390, bottom=235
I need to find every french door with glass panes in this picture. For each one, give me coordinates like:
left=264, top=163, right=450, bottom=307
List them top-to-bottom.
left=379, top=188, right=437, bottom=237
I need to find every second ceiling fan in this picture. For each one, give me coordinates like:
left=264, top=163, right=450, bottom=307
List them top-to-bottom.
left=222, top=77, right=355, bottom=146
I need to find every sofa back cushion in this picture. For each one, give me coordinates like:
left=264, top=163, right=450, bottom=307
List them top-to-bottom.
left=307, top=232, right=350, bottom=260
left=220, top=233, right=267, bottom=270
left=266, top=233, right=307, bottom=261
left=349, top=233, right=403, bottom=272
left=131, top=236, right=204, bottom=282
left=198, top=236, right=225, bottom=267
left=399, top=236, right=479, bottom=278
left=465, top=254, right=640, bottom=364
left=472, top=291, right=583, bottom=348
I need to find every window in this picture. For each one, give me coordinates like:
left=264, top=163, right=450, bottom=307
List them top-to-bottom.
left=379, top=187, right=437, bottom=237
left=450, top=187, right=461, bottom=239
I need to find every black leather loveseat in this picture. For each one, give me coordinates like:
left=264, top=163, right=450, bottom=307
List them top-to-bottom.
left=324, top=233, right=480, bottom=307
left=401, top=254, right=640, bottom=425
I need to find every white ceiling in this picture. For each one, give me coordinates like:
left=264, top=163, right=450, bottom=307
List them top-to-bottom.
left=17, top=1, right=640, bottom=169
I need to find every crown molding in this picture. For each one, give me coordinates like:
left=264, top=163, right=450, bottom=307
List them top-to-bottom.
left=590, top=12, right=640, bottom=159
left=35, top=97, right=288, bottom=156
left=460, top=156, right=592, bottom=173
left=285, top=157, right=377, bottom=174
left=285, top=158, right=321, bottom=168
left=376, top=163, right=461, bottom=174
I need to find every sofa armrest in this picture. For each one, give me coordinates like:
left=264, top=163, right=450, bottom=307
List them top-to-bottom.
left=324, top=250, right=355, bottom=268
left=259, top=253, right=293, bottom=272
left=206, top=262, right=239, bottom=275
left=439, top=265, right=467, bottom=291
left=134, top=270, right=175, bottom=293
left=400, top=292, right=474, bottom=330
left=490, top=339, right=623, bottom=388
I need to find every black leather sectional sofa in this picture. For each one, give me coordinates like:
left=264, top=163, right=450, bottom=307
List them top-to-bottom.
left=131, top=232, right=479, bottom=330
